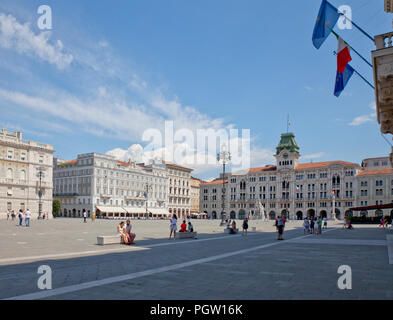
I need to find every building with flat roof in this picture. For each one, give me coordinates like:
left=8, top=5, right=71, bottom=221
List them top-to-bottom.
left=0, top=128, right=54, bottom=219
left=54, top=153, right=169, bottom=219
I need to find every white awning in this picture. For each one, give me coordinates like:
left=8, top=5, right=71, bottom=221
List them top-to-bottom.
left=96, top=206, right=126, bottom=214
left=123, top=207, right=145, bottom=214
left=148, top=208, right=170, bottom=215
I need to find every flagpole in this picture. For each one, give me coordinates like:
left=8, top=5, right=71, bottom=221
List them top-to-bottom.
left=337, top=12, right=374, bottom=43
left=331, top=30, right=373, bottom=68
left=333, top=51, right=375, bottom=90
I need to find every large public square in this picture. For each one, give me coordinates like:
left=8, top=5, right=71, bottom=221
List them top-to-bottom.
left=0, top=217, right=392, bottom=300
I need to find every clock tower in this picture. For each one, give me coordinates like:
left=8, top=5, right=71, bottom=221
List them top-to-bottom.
left=275, top=132, right=300, bottom=170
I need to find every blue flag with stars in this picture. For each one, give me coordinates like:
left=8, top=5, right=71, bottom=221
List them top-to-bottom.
left=312, top=0, right=340, bottom=49
left=334, top=64, right=354, bottom=97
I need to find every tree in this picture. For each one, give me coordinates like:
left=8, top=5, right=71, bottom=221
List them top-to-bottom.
left=52, top=199, right=61, bottom=218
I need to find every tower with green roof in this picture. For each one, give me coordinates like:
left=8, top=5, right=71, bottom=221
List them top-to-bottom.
left=275, top=132, right=300, bottom=170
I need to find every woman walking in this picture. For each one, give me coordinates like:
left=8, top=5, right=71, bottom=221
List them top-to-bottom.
left=169, top=214, right=178, bottom=240
left=242, top=218, right=249, bottom=236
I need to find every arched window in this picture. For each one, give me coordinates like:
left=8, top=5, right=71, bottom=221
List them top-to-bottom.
left=7, top=168, right=13, bottom=179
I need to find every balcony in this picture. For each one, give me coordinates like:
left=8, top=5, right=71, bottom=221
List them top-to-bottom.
left=372, top=31, right=393, bottom=134
left=53, top=193, right=79, bottom=197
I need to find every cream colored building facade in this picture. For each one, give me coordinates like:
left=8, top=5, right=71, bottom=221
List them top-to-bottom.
left=0, top=128, right=54, bottom=219
left=200, top=133, right=393, bottom=220
left=54, top=153, right=168, bottom=218
left=164, top=162, right=193, bottom=219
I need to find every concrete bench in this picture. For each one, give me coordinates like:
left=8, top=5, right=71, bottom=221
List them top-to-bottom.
left=224, top=228, right=239, bottom=234
left=175, top=232, right=197, bottom=239
left=97, top=235, right=122, bottom=245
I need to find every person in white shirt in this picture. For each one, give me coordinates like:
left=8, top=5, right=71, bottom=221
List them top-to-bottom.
left=25, top=209, right=31, bottom=227
left=83, top=209, right=87, bottom=223
left=169, top=214, right=178, bottom=240
left=323, top=217, right=328, bottom=229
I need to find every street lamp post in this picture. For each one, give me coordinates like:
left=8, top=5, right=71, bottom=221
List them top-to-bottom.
left=217, top=144, right=231, bottom=226
left=36, top=166, right=46, bottom=219
left=145, top=183, right=152, bottom=220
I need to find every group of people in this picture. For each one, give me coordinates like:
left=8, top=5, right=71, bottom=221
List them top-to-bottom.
left=6, top=209, right=33, bottom=227
left=6, top=209, right=48, bottom=225
left=82, top=209, right=96, bottom=223
left=169, top=214, right=195, bottom=239
left=303, top=216, right=328, bottom=234
left=379, top=216, right=393, bottom=228
left=224, top=218, right=249, bottom=235
left=117, top=219, right=136, bottom=245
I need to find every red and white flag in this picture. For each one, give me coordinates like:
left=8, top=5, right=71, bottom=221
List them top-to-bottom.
left=337, top=37, right=352, bottom=74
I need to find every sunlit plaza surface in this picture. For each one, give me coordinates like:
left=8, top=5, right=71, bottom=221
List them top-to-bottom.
left=0, top=218, right=392, bottom=300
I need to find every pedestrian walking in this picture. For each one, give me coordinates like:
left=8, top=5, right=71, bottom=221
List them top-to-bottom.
left=7, top=209, right=10, bottom=220
left=18, top=209, right=23, bottom=226
left=25, top=209, right=31, bottom=227
left=83, top=209, right=87, bottom=223
left=11, top=210, right=15, bottom=221
left=43, top=212, right=46, bottom=220
left=92, top=212, right=96, bottom=222
left=169, top=214, right=178, bottom=240
left=276, top=216, right=284, bottom=240
left=323, top=216, right=327, bottom=229
left=379, top=216, right=385, bottom=228
left=310, top=217, right=315, bottom=234
left=242, top=218, right=249, bottom=236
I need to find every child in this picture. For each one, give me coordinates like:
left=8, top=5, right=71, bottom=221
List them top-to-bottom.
left=180, top=220, right=187, bottom=232
left=188, top=222, right=194, bottom=232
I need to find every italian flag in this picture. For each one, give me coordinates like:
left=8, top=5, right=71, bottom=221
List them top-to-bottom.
left=337, top=37, right=352, bottom=74
left=296, top=185, right=300, bottom=192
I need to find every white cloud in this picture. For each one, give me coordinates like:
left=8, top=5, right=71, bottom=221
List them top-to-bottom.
left=0, top=13, right=73, bottom=69
left=349, top=101, right=377, bottom=126
left=349, top=114, right=375, bottom=126
left=301, top=152, right=325, bottom=160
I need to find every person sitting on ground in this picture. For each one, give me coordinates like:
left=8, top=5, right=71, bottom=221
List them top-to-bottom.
left=242, top=218, right=249, bottom=236
left=125, top=219, right=136, bottom=244
left=226, top=219, right=231, bottom=230
left=180, top=220, right=187, bottom=232
left=229, top=220, right=237, bottom=234
left=117, top=221, right=130, bottom=245
left=187, top=222, right=194, bottom=232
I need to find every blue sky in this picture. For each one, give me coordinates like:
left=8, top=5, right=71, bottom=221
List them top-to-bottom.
left=0, top=0, right=391, bottom=179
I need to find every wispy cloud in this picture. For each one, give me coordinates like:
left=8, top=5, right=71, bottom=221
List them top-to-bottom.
left=0, top=13, right=73, bottom=69
left=349, top=101, right=377, bottom=127
left=301, top=152, right=325, bottom=160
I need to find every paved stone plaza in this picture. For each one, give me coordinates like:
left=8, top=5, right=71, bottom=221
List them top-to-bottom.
left=0, top=218, right=392, bottom=300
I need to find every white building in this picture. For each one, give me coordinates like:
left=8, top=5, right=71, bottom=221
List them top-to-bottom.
left=0, top=128, right=54, bottom=219
left=200, top=132, right=393, bottom=220
left=53, top=153, right=169, bottom=218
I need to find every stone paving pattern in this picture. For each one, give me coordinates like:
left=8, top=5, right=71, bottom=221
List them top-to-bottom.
left=0, top=218, right=392, bottom=300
